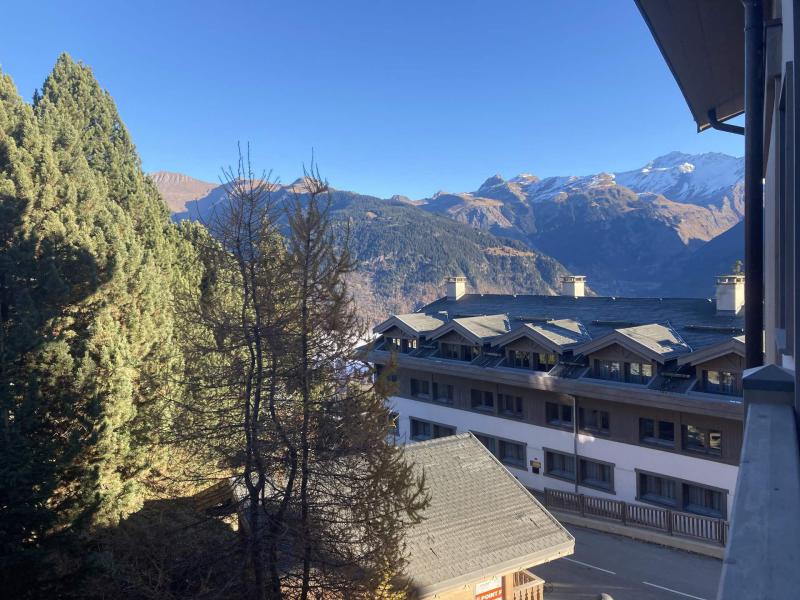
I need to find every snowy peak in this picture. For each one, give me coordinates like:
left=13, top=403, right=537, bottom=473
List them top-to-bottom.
left=615, top=152, right=744, bottom=205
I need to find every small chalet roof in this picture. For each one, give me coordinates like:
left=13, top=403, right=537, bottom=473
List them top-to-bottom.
left=635, top=0, right=744, bottom=131
left=373, top=313, right=447, bottom=336
left=429, top=314, right=510, bottom=344
left=495, top=319, right=591, bottom=352
left=577, top=323, right=691, bottom=363
left=678, top=335, right=745, bottom=366
left=403, top=434, right=573, bottom=597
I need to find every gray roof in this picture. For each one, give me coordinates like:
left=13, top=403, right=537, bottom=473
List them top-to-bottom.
left=421, top=294, right=743, bottom=352
left=375, top=313, right=447, bottom=335
left=429, top=313, right=511, bottom=343
left=451, top=314, right=510, bottom=340
left=584, top=323, right=692, bottom=361
left=403, top=433, right=574, bottom=596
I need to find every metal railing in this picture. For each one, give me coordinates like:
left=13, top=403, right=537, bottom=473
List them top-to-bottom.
left=543, top=488, right=728, bottom=546
left=512, top=570, right=544, bottom=600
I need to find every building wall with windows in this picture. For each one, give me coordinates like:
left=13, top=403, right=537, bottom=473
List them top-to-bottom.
left=389, top=392, right=738, bottom=518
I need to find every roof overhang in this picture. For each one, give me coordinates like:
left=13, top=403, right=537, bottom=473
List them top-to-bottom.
left=635, top=0, right=744, bottom=131
left=373, top=316, right=422, bottom=337
left=429, top=321, right=482, bottom=345
left=493, top=323, right=574, bottom=354
left=576, top=330, right=681, bottom=364
left=677, top=336, right=746, bottom=366
left=416, top=539, right=574, bottom=598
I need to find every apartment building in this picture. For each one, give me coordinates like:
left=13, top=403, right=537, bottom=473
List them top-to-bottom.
left=370, top=275, right=746, bottom=521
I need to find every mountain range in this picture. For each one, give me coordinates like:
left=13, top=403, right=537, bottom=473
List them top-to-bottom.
left=151, top=151, right=744, bottom=322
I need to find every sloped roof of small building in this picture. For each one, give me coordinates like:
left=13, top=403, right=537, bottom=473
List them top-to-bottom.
left=374, top=313, right=448, bottom=336
left=429, top=314, right=511, bottom=344
left=576, top=323, right=692, bottom=363
left=403, top=433, right=573, bottom=597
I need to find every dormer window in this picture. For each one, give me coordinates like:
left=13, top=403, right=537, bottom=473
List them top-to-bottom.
left=385, top=337, right=401, bottom=352
left=401, top=338, right=418, bottom=353
left=440, top=342, right=478, bottom=361
left=506, top=349, right=558, bottom=371
left=507, top=349, right=532, bottom=369
left=538, top=352, right=558, bottom=371
left=594, top=359, right=622, bottom=381
left=627, top=362, right=653, bottom=384
left=702, top=370, right=740, bottom=395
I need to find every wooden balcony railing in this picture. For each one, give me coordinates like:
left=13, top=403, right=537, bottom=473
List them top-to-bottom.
left=543, top=488, right=728, bottom=546
left=512, top=570, right=544, bottom=600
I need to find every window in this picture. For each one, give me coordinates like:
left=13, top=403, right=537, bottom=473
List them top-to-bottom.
left=385, top=337, right=401, bottom=351
left=401, top=338, right=418, bottom=353
left=439, top=342, right=460, bottom=360
left=440, top=342, right=478, bottom=361
left=461, top=345, right=480, bottom=361
left=507, top=349, right=532, bottom=369
left=537, top=352, right=558, bottom=371
left=594, top=359, right=622, bottom=381
left=627, top=361, right=654, bottom=384
left=703, top=370, right=740, bottom=395
left=410, top=378, right=430, bottom=399
left=431, top=382, right=454, bottom=404
left=470, top=389, right=495, bottom=411
left=499, top=393, right=523, bottom=418
left=546, top=402, right=573, bottom=428
left=579, top=407, right=610, bottom=435
left=410, top=418, right=454, bottom=441
left=639, top=418, right=675, bottom=447
left=682, top=424, right=722, bottom=456
left=473, top=433, right=496, bottom=454
left=499, top=440, right=526, bottom=467
left=545, top=450, right=576, bottom=481
left=579, top=458, right=614, bottom=492
left=638, top=471, right=726, bottom=518
left=639, top=473, right=677, bottom=507
left=683, top=484, right=724, bottom=518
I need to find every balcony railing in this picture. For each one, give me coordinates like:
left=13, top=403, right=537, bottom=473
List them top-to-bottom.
left=717, top=364, right=800, bottom=599
left=543, top=488, right=728, bottom=546
left=512, top=570, right=544, bottom=600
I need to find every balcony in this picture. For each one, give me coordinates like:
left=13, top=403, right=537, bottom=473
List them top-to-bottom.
left=717, top=364, right=800, bottom=598
left=512, top=570, right=544, bottom=600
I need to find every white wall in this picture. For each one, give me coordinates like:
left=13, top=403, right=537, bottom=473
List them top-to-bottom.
left=389, top=395, right=738, bottom=517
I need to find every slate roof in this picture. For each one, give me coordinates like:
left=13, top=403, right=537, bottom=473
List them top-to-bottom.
left=420, top=294, right=743, bottom=352
left=375, top=313, right=447, bottom=335
left=429, top=314, right=511, bottom=343
left=578, top=323, right=692, bottom=361
left=403, top=433, right=574, bottom=596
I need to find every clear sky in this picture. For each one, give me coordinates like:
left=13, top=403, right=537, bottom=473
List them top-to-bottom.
left=1, top=0, right=744, bottom=199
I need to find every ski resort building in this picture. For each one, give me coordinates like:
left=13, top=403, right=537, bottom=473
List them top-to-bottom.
left=369, top=276, right=746, bottom=521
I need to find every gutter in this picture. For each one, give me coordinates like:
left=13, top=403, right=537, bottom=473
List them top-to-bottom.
left=742, top=0, right=766, bottom=369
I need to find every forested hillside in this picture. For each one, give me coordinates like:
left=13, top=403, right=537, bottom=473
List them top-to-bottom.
left=166, top=178, right=572, bottom=325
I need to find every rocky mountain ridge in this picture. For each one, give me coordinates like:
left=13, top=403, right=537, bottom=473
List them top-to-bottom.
left=151, top=151, right=745, bottom=317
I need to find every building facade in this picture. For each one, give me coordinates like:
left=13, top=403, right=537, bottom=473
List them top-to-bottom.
left=370, top=276, right=746, bottom=520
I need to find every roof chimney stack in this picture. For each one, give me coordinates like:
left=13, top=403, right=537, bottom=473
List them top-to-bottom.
left=715, top=273, right=745, bottom=315
left=561, top=275, right=586, bottom=298
left=446, top=276, right=467, bottom=301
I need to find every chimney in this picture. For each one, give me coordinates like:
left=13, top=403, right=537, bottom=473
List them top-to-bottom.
left=715, top=274, right=745, bottom=314
left=561, top=275, right=586, bottom=298
left=446, top=276, right=467, bottom=300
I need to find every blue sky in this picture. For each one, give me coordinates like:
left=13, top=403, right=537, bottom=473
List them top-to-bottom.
left=1, top=0, right=744, bottom=198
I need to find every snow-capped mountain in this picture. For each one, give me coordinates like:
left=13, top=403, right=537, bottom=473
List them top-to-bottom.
left=419, top=152, right=745, bottom=296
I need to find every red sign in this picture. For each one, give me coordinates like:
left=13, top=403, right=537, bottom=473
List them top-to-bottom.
left=474, top=576, right=503, bottom=600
